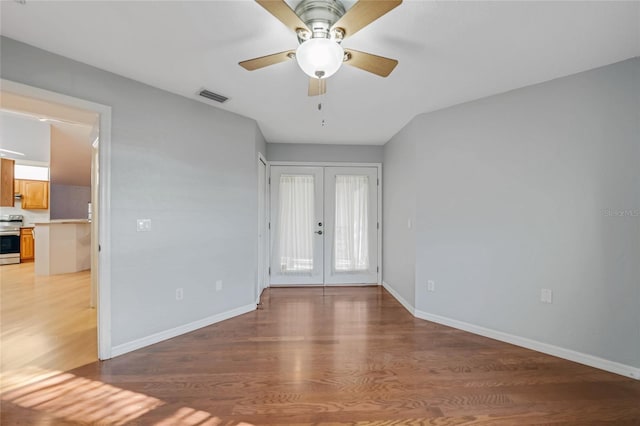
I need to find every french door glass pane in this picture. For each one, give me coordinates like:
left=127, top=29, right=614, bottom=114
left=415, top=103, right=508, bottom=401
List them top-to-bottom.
left=278, top=175, right=314, bottom=274
left=334, top=175, right=369, bottom=272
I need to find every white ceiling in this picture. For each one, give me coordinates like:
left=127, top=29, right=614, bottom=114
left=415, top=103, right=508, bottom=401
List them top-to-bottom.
left=1, top=1, right=638, bottom=146
left=1, top=92, right=95, bottom=186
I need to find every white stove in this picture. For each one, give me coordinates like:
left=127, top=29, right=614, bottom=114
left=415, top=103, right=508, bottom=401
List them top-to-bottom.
left=0, top=214, right=24, bottom=265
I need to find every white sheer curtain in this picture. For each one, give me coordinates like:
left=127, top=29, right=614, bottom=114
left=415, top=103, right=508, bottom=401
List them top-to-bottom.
left=278, top=175, right=314, bottom=274
left=334, top=175, right=369, bottom=272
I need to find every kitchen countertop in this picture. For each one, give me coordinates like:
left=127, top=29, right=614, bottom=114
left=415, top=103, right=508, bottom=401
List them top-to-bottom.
left=32, top=219, right=91, bottom=225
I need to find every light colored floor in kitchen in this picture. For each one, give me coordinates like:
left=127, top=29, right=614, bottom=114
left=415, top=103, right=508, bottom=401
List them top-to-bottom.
left=0, top=262, right=96, bottom=393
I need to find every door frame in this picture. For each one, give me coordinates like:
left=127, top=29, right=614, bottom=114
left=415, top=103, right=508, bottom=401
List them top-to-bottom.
left=2, top=79, right=113, bottom=360
left=257, top=152, right=268, bottom=300
left=268, top=161, right=382, bottom=285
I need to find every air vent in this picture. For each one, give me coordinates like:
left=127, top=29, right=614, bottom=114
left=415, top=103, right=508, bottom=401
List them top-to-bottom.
left=199, top=89, right=228, bottom=103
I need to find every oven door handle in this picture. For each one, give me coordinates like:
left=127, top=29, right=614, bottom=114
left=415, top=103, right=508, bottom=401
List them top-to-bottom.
left=0, top=231, right=20, bottom=237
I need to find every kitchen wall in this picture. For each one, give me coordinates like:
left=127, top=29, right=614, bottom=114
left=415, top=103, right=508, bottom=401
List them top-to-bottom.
left=1, top=36, right=263, bottom=350
left=384, top=57, right=640, bottom=372
left=49, top=124, right=92, bottom=219
left=267, top=142, right=383, bottom=163
left=50, top=184, right=90, bottom=219
left=1, top=200, right=49, bottom=226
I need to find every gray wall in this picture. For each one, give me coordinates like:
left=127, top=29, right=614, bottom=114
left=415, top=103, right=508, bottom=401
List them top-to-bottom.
left=1, top=37, right=262, bottom=348
left=385, top=58, right=640, bottom=369
left=255, top=123, right=267, bottom=160
left=382, top=125, right=416, bottom=307
left=267, top=143, right=383, bottom=163
left=50, top=184, right=91, bottom=219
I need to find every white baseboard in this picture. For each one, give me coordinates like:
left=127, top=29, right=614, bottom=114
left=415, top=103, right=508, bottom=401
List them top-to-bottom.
left=382, top=281, right=415, bottom=315
left=324, top=282, right=379, bottom=287
left=111, top=303, right=256, bottom=357
left=414, top=309, right=640, bottom=381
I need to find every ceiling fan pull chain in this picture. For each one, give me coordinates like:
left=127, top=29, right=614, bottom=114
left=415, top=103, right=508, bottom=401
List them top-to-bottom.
left=320, top=77, right=327, bottom=127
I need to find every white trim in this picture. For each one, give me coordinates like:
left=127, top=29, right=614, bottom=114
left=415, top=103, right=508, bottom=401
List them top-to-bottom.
left=1, top=79, right=113, bottom=360
left=257, top=152, right=268, bottom=298
left=267, top=161, right=383, bottom=286
left=270, top=161, right=381, bottom=168
left=377, top=166, right=382, bottom=285
left=381, top=278, right=640, bottom=380
left=382, top=281, right=415, bottom=315
left=324, top=282, right=378, bottom=287
left=111, top=303, right=257, bottom=357
left=414, top=309, right=640, bottom=380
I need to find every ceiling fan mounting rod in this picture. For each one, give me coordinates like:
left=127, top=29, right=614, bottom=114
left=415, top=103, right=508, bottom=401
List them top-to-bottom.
left=295, top=0, right=346, bottom=43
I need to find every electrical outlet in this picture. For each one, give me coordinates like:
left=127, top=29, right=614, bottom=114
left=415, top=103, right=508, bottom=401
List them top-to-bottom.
left=136, top=218, right=151, bottom=232
left=215, top=280, right=223, bottom=292
left=427, top=280, right=435, bottom=292
left=176, top=287, right=183, bottom=301
left=540, top=288, right=553, bottom=304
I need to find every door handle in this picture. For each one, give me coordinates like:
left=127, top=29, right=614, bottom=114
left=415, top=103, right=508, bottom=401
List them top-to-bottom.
left=315, top=230, right=323, bottom=235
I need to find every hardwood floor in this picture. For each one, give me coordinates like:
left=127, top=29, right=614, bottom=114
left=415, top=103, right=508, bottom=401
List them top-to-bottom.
left=0, top=262, right=97, bottom=394
left=2, top=286, right=639, bottom=425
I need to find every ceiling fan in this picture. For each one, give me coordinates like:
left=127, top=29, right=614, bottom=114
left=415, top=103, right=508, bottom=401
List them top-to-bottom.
left=239, top=0, right=402, bottom=96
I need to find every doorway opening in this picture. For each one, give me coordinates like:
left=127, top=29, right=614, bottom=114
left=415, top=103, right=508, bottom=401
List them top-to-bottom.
left=0, top=80, right=111, bottom=392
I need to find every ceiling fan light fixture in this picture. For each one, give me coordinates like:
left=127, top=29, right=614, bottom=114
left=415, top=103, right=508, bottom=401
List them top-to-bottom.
left=295, top=38, right=344, bottom=79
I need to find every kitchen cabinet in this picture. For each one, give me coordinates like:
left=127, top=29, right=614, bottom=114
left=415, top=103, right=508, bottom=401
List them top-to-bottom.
left=0, top=158, right=15, bottom=207
left=14, top=179, right=23, bottom=197
left=16, top=179, right=49, bottom=210
left=20, top=227, right=34, bottom=262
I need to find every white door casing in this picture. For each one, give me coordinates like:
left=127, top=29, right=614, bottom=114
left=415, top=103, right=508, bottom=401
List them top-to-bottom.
left=1, top=79, right=113, bottom=360
left=257, top=155, right=268, bottom=298
left=269, top=164, right=380, bottom=286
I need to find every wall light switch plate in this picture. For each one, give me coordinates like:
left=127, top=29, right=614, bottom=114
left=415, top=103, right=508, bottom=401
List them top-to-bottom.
left=137, top=219, right=151, bottom=232
left=215, top=280, right=223, bottom=291
left=427, top=280, right=435, bottom=292
left=176, top=287, right=183, bottom=301
left=540, top=288, right=553, bottom=304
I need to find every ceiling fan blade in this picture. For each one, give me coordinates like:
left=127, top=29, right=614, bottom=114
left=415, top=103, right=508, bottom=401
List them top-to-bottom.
left=256, top=0, right=309, bottom=33
left=331, top=0, right=402, bottom=39
left=343, top=49, right=398, bottom=77
left=239, top=50, right=295, bottom=71
left=308, top=78, right=327, bottom=97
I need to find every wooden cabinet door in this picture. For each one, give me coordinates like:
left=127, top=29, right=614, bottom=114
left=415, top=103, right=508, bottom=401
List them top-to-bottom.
left=0, top=158, right=15, bottom=207
left=14, top=179, right=24, bottom=196
left=22, top=180, right=49, bottom=209
left=20, top=228, right=34, bottom=261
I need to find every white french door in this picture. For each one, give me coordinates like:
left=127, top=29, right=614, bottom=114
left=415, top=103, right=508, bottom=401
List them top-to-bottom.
left=269, top=165, right=378, bottom=286
left=270, top=166, right=325, bottom=285
left=324, top=167, right=378, bottom=284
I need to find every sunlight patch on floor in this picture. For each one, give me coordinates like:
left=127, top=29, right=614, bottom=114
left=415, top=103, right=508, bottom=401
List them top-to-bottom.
left=0, top=366, right=64, bottom=394
left=2, top=370, right=256, bottom=426
left=2, top=372, right=164, bottom=425
left=154, top=407, right=223, bottom=426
